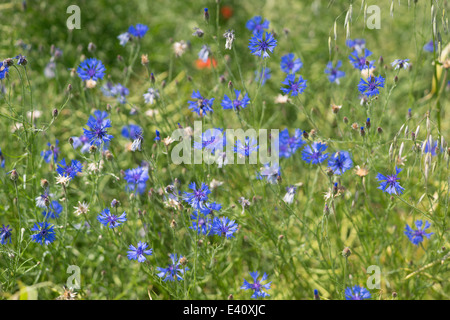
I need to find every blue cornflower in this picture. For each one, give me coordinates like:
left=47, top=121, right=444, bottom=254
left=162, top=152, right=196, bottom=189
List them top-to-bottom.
left=246, top=16, right=269, bottom=35
left=128, top=24, right=149, bottom=38
left=117, top=32, right=131, bottom=46
left=248, top=32, right=277, bottom=59
left=346, top=38, right=366, bottom=53
left=423, top=40, right=438, bottom=52
left=198, top=45, right=210, bottom=63
left=349, top=49, right=374, bottom=70
left=280, top=53, right=303, bottom=74
left=15, top=54, right=27, bottom=66
left=77, top=58, right=106, bottom=81
left=391, top=59, right=410, bottom=70
left=324, top=60, right=346, bottom=84
left=0, top=64, right=9, bottom=80
left=254, top=67, right=271, bottom=85
left=281, top=74, right=307, bottom=96
left=358, top=75, right=385, bottom=98
left=101, top=82, right=129, bottom=104
left=143, top=88, right=159, bottom=104
left=188, top=90, right=214, bottom=116
left=221, top=90, right=250, bottom=111
left=83, top=110, right=114, bottom=147
left=121, top=124, right=142, bottom=140
left=122, top=124, right=144, bottom=151
left=193, top=128, right=225, bottom=155
left=279, top=128, right=306, bottom=158
left=154, top=130, right=161, bottom=141
left=72, top=134, right=90, bottom=153
left=234, top=137, right=259, bottom=158
left=423, top=139, right=440, bottom=156
left=41, top=140, right=60, bottom=163
left=301, top=142, right=329, bottom=164
left=0, top=147, right=5, bottom=168
left=328, top=151, right=353, bottom=175
left=56, top=159, right=83, bottom=180
left=256, top=163, right=281, bottom=184
left=124, top=166, right=149, bottom=194
left=376, top=166, right=405, bottom=195
left=183, top=182, right=211, bottom=209
left=283, top=185, right=297, bottom=204
left=35, top=190, right=51, bottom=208
left=42, top=201, right=63, bottom=219
left=198, top=201, right=222, bottom=215
left=97, top=208, right=127, bottom=228
left=190, top=211, right=212, bottom=235
left=211, top=216, right=238, bottom=239
left=404, top=220, right=434, bottom=246
left=31, top=222, right=56, bottom=245
left=0, top=224, right=12, bottom=245
left=127, top=242, right=153, bottom=262
left=157, top=254, right=188, bottom=281
left=241, top=272, right=271, bottom=299
left=345, top=285, right=371, bottom=300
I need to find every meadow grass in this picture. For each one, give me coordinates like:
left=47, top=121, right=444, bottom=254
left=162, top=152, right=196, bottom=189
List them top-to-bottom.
left=0, top=0, right=449, bottom=300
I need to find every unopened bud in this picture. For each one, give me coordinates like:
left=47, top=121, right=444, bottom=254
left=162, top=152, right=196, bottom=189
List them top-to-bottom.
left=87, top=42, right=96, bottom=52
left=141, top=54, right=149, bottom=65
left=4, top=58, right=14, bottom=66
left=52, top=108, right=58, bottom=118
left=360, top=126, right=365, bottom=137
left=105, top=150, right=113, bottom=160
left=9, top=169, right=18, bottom=181
left=40, top=179, right=49, bottom=189
left=111, top=199, right=120, bottom=208
left=342, top=247, right=352, bottom=258
left=179, top=256, right=188, bottom=266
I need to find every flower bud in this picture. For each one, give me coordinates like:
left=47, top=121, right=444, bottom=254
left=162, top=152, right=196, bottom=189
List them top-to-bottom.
left=88, top=42, right=96, bottom=52
left=141, top=54, right=149, bottom=65
left=360, top=126, right=365, bottom=137
left=9, top=169, right=18, bottom=181
left=40, top=179, right=49, bottom=189
left=342, top=247, right=352, bottom=258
